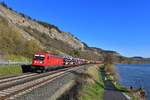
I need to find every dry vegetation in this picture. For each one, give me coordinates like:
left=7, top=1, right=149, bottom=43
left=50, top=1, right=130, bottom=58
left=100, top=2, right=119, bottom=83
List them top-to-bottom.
left=0, top=15, right=43, bottom=58
left=23, top=25, right=101, bottom=60
left=76, top=65, right=104, bottom=100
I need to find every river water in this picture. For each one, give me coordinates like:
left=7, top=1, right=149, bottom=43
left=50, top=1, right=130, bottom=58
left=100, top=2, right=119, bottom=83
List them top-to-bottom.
left=116, top=64, right=150, bottom=100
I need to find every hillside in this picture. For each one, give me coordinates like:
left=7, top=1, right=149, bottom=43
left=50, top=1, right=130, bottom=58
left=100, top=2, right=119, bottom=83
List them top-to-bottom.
left=0, top=2, right=149, bottom=63
left=0, top=3, right=102, bottom=61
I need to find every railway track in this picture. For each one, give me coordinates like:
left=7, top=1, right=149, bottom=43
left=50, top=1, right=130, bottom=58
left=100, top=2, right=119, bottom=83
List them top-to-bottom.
left=0, top=67, right=79, bottom=100
left=0, top=73, right=37, bottom=84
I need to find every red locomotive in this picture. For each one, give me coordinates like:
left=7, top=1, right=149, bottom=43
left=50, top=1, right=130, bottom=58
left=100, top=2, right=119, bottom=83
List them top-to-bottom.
left=31, top=52, right=65, bottom=72
left=32, top=52, right=64, bottom=67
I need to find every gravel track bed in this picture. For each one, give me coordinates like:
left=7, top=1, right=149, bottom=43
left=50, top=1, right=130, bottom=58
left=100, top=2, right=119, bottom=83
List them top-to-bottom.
left=15, top=65, right=88, bottom=100
left=0, top=66, right=80, bottom=100
left=0, top=68, right=70, bottom=91
left=1, top=71, right=67, bottom=100
left=0, top=73, right=37, bottom=84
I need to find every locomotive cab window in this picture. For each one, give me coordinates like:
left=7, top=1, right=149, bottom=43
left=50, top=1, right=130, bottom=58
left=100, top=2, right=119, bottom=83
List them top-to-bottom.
left=34, top=55, right=45, bottom=60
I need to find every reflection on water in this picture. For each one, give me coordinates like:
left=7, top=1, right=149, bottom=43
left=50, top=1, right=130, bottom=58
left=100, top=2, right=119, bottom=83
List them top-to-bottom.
left=116, top=64, right=150, bottom=100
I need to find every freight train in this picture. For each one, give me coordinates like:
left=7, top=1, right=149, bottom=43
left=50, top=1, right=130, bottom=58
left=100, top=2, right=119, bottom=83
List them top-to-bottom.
left=21, top=52, right=102, bottom=73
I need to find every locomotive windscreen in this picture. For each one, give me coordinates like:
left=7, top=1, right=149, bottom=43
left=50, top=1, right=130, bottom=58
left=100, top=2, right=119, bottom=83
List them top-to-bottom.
left=34, top=55, right=45, bottom=60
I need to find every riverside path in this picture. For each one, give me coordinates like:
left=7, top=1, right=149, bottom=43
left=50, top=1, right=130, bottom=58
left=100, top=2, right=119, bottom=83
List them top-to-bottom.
left=104, top=79, right=129, bottom=100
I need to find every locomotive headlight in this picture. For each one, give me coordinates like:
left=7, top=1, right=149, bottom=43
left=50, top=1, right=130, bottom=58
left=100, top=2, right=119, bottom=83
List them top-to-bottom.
left=34, top=61, right=36, bottom=63
left=40, top=61, right=42, bottom=64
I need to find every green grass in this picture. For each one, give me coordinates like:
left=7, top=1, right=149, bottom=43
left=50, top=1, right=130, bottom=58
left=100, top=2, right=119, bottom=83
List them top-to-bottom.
left=5, top=54, right=31, bottom=62
left=0, top=65, right=22, bottom=75
left=79, top=65, right=104, bottom=100
left=111, top=76, right=138, bottom=100
left=79, top=81, right=104, bottom=100
left=113, top=81, right=129, bottom=92
left=116, top=84, right=138, bottom=100
left=126, top=92, right=138, bottom=100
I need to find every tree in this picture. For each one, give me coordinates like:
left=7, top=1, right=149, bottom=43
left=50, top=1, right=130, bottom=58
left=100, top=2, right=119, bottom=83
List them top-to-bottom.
left=104, top=53, right=114, bottom=65
left=104, top=53, right=119, bottom=80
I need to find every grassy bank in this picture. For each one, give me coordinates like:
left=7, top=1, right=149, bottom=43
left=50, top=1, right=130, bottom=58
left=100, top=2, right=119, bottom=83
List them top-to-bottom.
left=105, top=64, right=139, bottom=100
left=0, top=65, right=22, bottom=75
left=78, top=65, right=104, bottom=100
left=111, top=76, right=138, bottom=100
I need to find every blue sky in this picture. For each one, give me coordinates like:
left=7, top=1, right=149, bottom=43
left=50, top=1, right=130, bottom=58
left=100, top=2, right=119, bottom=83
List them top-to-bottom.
left=1, top=0, right=150, bottom=57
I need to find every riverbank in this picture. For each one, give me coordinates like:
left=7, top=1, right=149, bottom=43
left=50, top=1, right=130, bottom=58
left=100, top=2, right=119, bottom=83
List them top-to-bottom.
left=77, top=64, right=142, bottom=100
left=105, top=64, right=146, bottom=100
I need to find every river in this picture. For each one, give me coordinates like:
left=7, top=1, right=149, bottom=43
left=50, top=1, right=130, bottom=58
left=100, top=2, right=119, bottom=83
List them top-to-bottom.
left=116, top=64, right=150, bottom=100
